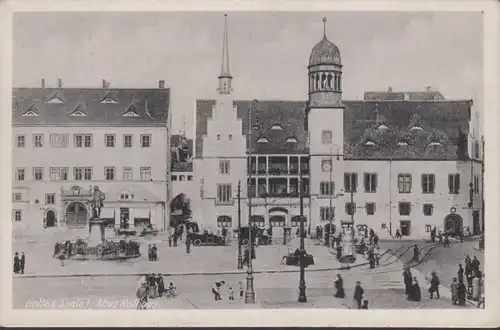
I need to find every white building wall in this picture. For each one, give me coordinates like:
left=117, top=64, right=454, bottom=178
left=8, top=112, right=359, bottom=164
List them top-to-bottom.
left=12, top=125, right=170, bottom=232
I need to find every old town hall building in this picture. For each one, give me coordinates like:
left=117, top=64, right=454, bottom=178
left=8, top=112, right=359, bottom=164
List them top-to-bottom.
left=189, top=16, right=484, bottom=238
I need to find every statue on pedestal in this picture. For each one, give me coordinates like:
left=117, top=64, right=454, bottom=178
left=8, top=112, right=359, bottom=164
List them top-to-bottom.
left=90, top=185, right=106, bottom=219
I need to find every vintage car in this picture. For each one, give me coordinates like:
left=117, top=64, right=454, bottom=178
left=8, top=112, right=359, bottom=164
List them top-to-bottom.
left=236, top=226, right=273, bottom=246
left=189, top=231, right=226, bottom=246
left=282, top=250, right=315, bottom=267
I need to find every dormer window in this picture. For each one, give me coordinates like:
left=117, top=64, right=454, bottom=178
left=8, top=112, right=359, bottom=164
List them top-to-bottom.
left=46, top=94, right=64, bottom=104
left=100, top=94, right=118, bottom=104
left=21, top=105, right=40, bottom=117
left=69, top=105, right=88, bottom=117
left=121, top=105, right=141, bottom=117
left=271, top=124, right=283, bottom=131
left=377, top=124, right=389, bottom=131
left=410, top=126, right=423, bottom=131
left=257, top=137, right=269, bottom=143
left=286, top=137, right=298, bottom=143
left=364, top=141, right=376, bottom=146
left=397, top=141, right=408, bottom=146
left=428, top=141, right=442, bottom=146
left=120, top=193, right=130, bottom=200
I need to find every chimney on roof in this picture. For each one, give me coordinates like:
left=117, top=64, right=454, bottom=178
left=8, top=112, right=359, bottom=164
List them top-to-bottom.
left=41, top=78, right=45, bottom=89
left=57, top=78, right=62, bottom=88
left=102, top=79, right=110, bottom=89
left=159, top=80, right=165, bottom=88
left=426, top=85, right=432, bottom=92
left=388, top=86, right=393, bottom=93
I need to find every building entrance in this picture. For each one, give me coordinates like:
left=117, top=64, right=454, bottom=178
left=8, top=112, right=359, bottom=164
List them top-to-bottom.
left=66, top=202, right=88, bottom=228
left=46, top=210, right=56, bottom=227
left=444, top=214, right=463, bottom=234
left=400, top=220, right=411, bottom=236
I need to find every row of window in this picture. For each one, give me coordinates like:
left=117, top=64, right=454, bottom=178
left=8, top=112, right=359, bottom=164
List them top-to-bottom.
left=16, top=133, right=152, bottom=148
left=15, top=167, right=152, bottom=181
left=343, top=173, right=480, bottom=195
left=171, top=174, right=193, bottom=181
left=13, top=192, right=55, bottom=204
left=319, top=202, right=436, bottom=219
left=216, top=216, right=307, bottom=228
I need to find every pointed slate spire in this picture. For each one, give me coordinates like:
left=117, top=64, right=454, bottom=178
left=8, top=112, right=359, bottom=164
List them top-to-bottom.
left=217, top=14, right=233, bottom=95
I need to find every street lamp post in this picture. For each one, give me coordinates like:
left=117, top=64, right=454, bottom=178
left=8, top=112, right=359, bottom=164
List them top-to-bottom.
left=245, top=99, right=259, bottom=304
left=298, top=170, right=307, bottom=303
left=237, top=180, right=243, bottom=269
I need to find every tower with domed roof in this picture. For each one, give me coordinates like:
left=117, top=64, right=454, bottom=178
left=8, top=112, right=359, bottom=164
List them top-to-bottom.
left=307, top=18, right=345, bottom=226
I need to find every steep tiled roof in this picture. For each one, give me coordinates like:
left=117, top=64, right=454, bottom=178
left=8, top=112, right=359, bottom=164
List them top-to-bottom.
left=12, top=88, right=169, bottom=126
left=196, top=99, right=471, bottom=160
left=196, top=100, right=309, bottom=158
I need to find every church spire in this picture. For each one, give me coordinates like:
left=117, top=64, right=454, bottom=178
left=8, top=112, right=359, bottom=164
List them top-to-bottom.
left=217, top=14, right=233, bottom=95
left=323, top=17, right=327, bottom=38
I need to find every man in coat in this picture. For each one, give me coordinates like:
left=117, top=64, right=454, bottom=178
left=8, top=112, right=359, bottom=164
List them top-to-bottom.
left=20, top=252, right=26, bottom=274
left=403, top=267, right=413, bottom=296
left=353, top=281, right=364, bottom=309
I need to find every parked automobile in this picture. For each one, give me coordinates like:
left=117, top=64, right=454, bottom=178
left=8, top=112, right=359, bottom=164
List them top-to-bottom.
left=189, top=231, right=226, bottom=247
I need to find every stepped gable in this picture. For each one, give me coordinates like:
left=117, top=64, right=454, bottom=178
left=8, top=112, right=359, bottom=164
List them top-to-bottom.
left=12, top=87, right=170, bottom=126
left=196, top=99, right=471, bottom=161
left=195, top=100, right=308, bottom=158
left=343, top=100, right=471, bottom=160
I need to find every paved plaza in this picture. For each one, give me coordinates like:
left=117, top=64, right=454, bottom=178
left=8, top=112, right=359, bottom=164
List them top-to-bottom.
left=11, top=228, right=483, bottom=310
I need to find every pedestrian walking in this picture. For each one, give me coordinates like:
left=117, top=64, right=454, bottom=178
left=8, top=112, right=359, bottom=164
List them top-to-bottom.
left=395, top=229, right=402, bottom=239
left=438, top=230, right=443, bottom=245
left=173, top=233, right=178, bottom=247
left=373, top=233, right=379, bottom=249
left=443, top=234, right=450, bottom=247
left=185, top=235, right=191, bottom=254
left=148, top=244, right=152, bottom=261
left=152, top=244, right=158, bottom=261
left=412, top=245, right=420, bottom=263
left=13, top=252, right=20, bottom=274
left=20, top=252, right=25, bottom=274
left=472, top=256, right=481, bottom=275
left=457, top=264, right=464, bottom=283
left=403, top=267, right=413, bottom=296
left=427, top=271, right=440, bottom=299
left=472, top=271, right=481, bottom=301
left=156, top=273, right=165, bottom=297
left=467, top=273, right=474, bottom=296
left=334, top=274, right=345, bottom=298
left=408, top=277, right=421, bottom=302
left=451, top=277, right=458, bottom=305
left=457, top=279, right=467, bottom=306
left=212, top=281, right=225, bottom=301
left=239, top=281, right=244, bottom=299
left=353, top=281, right=364, bottom=309
left=228, top=286, right=235, bottom=300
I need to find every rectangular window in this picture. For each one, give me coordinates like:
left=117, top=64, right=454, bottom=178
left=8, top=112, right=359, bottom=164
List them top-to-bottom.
left=321, top=130, right=333, bottom=144
left=49, top=133, right=69, bottom=148
left=33, top=134, right=43, bottom=147
left=74, top=134, right=92, bottom=148
left=105, top=134, right=116, bottom=148
left=141, top=134, right=151, bottom=148
left=16, top=135, right=25, bottom=148
left=123, top=135, right=133, bottom=148
left=219, top=160, right=230, bottom=175
left=33, top=167, right=43, bottom=180
left=49, top=167, right=68, bottom=181
left=74, top=167, right=92, bottom=180
left=105, top=167, right=115, bottom=180
left=123, top=167, right=133, bottom=181
left=140, top=167, right=152, bottom=181
left=16, top=168, right=25, bottom=181
left=344, top=173, right=358, bottom=192
left=364, top=173, right=377, bottom=193
left=448, top=173, right=460, bottom=194
left=398, top=174, right=412, bottom=193
left=421, top=174, right=435, bottom=194
left=171, top=175, right=177, bottom=181
left=187, top=175, right=193, bottom=181
left=474, top=175, right=480, bottom=194
left=179, top=176, right=185, bottom=181
left=319, top=181, right=335, bottom=196
left=217, top=184, right=232, bottom=204
left=12, top=193, right=22, bottom=202
left=45, top=193, right=56, bottom=205
left=345, top=202, right=356, bottom=216
left=399, top=202, right=411, bottom=216
left=366, top=203, right=376, bottom=215
left=423, top=204, right=433, bottom=216
left=320, top=207, right=335, bottom=221
left=13, top=210, right=22, bottom=222
left=217, top=217, right=232, bottom=228
left=270, top=217, right=285, bottom=227
left=291, top=217, right=307, bottom=227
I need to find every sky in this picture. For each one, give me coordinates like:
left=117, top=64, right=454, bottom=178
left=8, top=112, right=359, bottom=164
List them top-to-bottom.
left=13, top=11, right=483, bottom=137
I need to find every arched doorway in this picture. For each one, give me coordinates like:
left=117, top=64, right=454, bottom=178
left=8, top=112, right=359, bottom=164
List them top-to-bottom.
left=66, top=202, right=88, bottom=228
left=46, top=210, right=56, bottom=227
left=444, top=213, right=463, bottom=234
left=269, top=215, right=286, bottom=228
left=324, top=222, right=336, bottom=234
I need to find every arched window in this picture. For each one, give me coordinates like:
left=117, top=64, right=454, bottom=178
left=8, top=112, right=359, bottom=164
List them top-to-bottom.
left=321, top=73, right=327, bottom=89
left=315, top=74, right=320, bottom=90
left=327, top=74, right=333, bottom=89
left=338, top=74, right=341, bottom=91
left=217, top=215, right=232, bottom=228
left=250, top=215, right=265, bottom=227
left=269, top=215, right=285, bottom=227
left=291, top=215, right=307, bottom=227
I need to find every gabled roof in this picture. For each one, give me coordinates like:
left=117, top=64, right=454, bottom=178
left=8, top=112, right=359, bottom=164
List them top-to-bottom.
left=12, top=87, right=169, bottom=126
left=196, top=99, right=471, bottom=160
left=196, top=100, right=309, bottom=157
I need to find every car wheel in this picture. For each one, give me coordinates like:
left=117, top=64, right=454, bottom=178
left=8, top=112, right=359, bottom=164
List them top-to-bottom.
left=267, top=238, right=273, bottom=245
left=193, top=239, right=202, bottom=247
left=242, top=239, right=249, bottom=246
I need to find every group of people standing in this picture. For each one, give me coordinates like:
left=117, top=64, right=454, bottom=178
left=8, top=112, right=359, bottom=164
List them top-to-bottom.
left=147, top=244, right=158, bottom=261
left=13, top=252, right=26, bottom=274
left=452, top=255, right=484, bottom=307
left=403, top=267, right=423, bottom=301
left=135, top=273, right=176, bottom=309
left=333, top=274, right=369, bottom=309
left=212, top=280, right=244, bottom=301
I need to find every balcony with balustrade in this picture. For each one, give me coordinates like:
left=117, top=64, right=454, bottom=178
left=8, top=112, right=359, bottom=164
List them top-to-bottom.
left=249, top=155, right=310, bottom=176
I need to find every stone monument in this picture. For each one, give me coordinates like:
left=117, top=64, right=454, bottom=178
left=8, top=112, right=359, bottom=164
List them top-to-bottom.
left=87, top=185, right=107, bottom=245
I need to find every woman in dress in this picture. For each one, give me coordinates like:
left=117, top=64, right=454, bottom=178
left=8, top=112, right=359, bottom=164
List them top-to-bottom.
left=13, top=252, right=20, bottom=274
left=334, top=274, right=345, bottom=298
